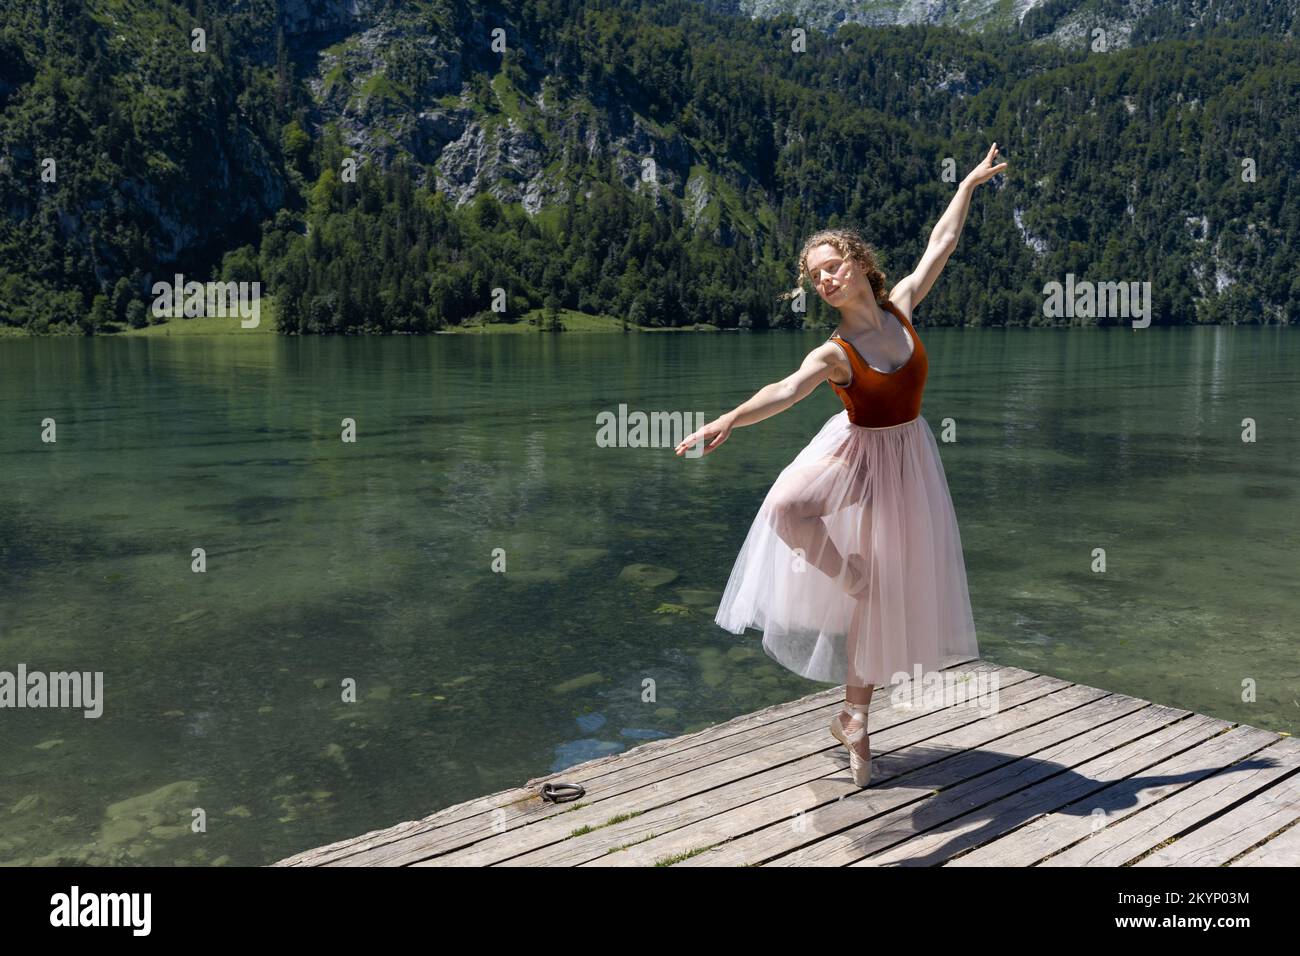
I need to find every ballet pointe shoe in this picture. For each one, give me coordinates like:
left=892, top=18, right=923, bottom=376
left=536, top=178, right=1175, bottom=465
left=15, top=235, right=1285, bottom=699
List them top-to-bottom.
left=839, top=552, right=869, bottom=597
left=830, top=710, right=872, bottom=787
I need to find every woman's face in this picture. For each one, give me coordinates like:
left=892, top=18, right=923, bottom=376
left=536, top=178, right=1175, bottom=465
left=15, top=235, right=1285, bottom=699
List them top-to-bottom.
left=806, top=244, right=859, bottom=307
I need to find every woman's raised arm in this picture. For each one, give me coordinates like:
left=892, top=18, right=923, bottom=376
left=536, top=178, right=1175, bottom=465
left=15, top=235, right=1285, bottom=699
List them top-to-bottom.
left=890, top=143, right=1008, bottom=314
left=674, top=342, right=844, bottom=457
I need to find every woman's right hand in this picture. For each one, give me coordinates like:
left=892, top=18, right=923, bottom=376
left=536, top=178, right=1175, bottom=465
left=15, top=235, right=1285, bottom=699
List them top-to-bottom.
left=963, top=142, right=1008, bottom=189
left=676, top=415, right=733, bottom=457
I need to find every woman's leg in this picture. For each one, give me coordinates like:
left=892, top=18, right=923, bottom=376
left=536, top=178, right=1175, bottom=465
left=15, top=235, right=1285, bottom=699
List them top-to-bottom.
left=765, top=452, right=868, bottom=583
left=767, top=454, right=876, bottom=761
left=843, top=566, right=876, bottom=693
left=840, top=598, right=874, bottom=759
left=840, top=676, right=873, bottom=763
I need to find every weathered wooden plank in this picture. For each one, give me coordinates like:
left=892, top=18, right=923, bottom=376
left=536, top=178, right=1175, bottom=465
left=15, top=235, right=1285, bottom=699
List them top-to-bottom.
left=285, top=656, right=1000, bottom=866
left=276, top=657, right=1297, bottom=868
left=421, top=662, right=1036, bottom=866
left=273, top=671, right=879, bottom=866
left=510, top=673, right=1079, bottom=866
left=580, top=675, right=1092, bottom=867
left=667, top=684, right=1142, bottom=866
left=743, top=697, right=1181, bottom=866
left=855, top=710, right=1228, bottom=866
left=944, top=724, right=1282, bottom=866
left=1039, top=737, right=1300, bottom=866
left=1133, top=746, right=1300, bottom=865
left=1228, top=816, right=1300, bottom=866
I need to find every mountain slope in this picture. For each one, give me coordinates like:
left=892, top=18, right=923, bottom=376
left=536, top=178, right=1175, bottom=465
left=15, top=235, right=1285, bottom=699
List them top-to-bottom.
left=1, top=0, right=1297, bottom=333
left=706, top=0, right=1300, bottom=48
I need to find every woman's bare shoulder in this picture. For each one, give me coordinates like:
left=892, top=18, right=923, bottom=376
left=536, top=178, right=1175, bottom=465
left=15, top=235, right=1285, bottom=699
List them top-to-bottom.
left=888, top=291, right=916, bottom=323
left=809, top=337, right=849, bottom=364
left=805, top=338, right=851, bottom=385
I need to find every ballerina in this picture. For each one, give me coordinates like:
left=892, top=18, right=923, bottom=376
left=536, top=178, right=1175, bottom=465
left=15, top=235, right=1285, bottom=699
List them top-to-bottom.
left=675, top=144, right=1007, bottom=787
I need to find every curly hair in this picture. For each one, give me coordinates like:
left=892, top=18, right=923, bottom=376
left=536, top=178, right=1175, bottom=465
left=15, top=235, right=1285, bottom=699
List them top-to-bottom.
left=777, top=228, right=889, bottom=306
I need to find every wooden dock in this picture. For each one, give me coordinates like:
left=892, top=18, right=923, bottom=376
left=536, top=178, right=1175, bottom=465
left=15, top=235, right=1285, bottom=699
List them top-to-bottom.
left=274, top=660, right=1300, bottom=866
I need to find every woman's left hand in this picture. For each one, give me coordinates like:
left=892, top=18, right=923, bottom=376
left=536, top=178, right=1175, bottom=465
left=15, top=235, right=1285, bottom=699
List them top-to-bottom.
left=964, top=142, right=1008, bottom=188
left=676, top=416, right=733, bottom=457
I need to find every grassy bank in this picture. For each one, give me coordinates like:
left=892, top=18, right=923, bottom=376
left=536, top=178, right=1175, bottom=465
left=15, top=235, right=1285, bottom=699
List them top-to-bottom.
left=117, top=297, right=280, bottom=336
left=0, top=301, right=280, bottom=337
left=0, top=303, right=738, bottom=337
left=451, top=309, right=724, bottom=333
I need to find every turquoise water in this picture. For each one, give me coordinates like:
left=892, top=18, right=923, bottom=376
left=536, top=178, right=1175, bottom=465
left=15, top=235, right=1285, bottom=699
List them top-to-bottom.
left=0, top=325, right=1296, bottom=865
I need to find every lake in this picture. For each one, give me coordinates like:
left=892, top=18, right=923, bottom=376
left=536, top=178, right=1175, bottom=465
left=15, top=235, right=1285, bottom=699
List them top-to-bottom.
left=0, top=323, right=1296, bottom=865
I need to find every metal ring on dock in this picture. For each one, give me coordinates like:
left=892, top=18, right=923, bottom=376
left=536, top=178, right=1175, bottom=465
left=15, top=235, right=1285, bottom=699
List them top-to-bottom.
left=540, top=781, right=586, bottom=803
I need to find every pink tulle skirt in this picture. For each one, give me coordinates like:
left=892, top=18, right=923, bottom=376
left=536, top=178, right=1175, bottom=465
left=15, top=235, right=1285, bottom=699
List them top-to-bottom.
left=714, top=409, right=979, bottom=688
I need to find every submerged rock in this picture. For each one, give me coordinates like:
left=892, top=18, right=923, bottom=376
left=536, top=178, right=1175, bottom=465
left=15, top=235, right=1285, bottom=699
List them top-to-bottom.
left=618, top=563, right=678, bottom=587
left=677, top=589, right=720, bottom=606
left=552, top=672, right=605, bottom=694
left=323, top=743, right=349, bottom=772
left=98, top=780, right=200, bottom=847
left=275, top=789, right=334, bottom=824
left=10, top=794, right=42, bottom=814
left=148, top=825, right=189, bottom=840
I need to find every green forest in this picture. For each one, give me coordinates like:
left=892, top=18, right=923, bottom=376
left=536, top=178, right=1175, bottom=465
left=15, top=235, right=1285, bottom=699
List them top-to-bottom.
left=0, top=0, right=1297, bottom=334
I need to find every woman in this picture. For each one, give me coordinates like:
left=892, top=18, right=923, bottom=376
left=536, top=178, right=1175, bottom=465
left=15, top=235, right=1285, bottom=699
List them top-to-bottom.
left=675, top=144, right=1007, bottom=787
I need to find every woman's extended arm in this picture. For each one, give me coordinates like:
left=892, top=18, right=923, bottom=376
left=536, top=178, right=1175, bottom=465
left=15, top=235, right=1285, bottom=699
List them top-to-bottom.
left=890, top=143, right=1007, bottom=314
left=673, top=343, right=842, bottom=457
